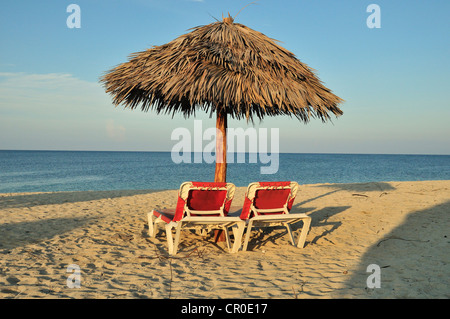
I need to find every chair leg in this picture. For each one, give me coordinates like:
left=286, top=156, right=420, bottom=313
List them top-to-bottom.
left=148, top=211, right=157, bottom=237
left=296, top=217, right=311, bottom=249
left=242, top=220, right=254, bottom=252
left=172, top=223, right=182, bottom=255
left=231, top=223, right=245, bottom=253
left=285, top=223, right=296, bottom=246
left=165, top=224, right=175, bottom=255
left=224, top=228, right=232, bottom=250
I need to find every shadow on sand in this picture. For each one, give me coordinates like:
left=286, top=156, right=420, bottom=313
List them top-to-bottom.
left=289, top=182, right=397, bottom=247
left=298, top=182, right=396, bottom=206
left=315, top=182, right=396, bottom=192
left=0, top=189, right=163, bottom=209
left=338, top=200, right=450, bottom=298
left=240, top=205, right=352, bottom=251
left=306, top=205, right=352, bottom=246
left=0, top=216, right=95, bottom=251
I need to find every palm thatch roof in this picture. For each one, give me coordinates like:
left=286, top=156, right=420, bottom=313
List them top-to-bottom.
left=100, top=15, right=343, bottom=122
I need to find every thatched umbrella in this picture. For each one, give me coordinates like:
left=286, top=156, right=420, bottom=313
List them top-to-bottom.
left=100, top=14, right=343, bottom=183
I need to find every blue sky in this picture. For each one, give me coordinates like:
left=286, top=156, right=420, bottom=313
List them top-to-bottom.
left=1, top=0, right=449, bottom=154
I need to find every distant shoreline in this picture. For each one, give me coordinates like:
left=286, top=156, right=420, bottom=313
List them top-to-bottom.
left=1, top=179, right=450, bottom=195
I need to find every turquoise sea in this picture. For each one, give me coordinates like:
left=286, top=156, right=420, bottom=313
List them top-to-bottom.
left=0, top=150, right=449, bottom=193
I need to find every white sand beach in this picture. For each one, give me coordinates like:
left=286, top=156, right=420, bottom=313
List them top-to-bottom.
left=1, top=180, right=449, bottom=299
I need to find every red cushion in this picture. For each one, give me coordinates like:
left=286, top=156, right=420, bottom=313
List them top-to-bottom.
left=187, top=189, right=227, bottom=211
left=253, top=189, right=291, bottom=209
left=173, top=197, right=186, bottom=221
left=240, top=197, right=253, bottom=220
left=153, top=210, right=175, bottom=223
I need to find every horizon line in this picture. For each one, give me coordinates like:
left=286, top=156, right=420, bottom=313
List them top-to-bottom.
left=1, top=149, right=449, bottom=156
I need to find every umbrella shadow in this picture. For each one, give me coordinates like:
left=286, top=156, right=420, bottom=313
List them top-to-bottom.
left=296, top=182, right=397, bottom=207
left=314, top=182, right=396, bottom=194
left=293, top=183, right=396, bottom=247
left=0, top=189, right=162, bottom=209
left=296, top=189, right=340, bottom=206
left=339, top=200, right=450, bottom=298
left=243, top=205, right=350, bottom=251
left=305, top=205, right=352, bottom=246
left=0, top=216, right=94, bottom=251
left=244, top=227, right=291, bottom=251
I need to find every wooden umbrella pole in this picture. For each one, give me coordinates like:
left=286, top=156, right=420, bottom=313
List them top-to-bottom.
left=214, top=110, right=227, bottom=242
left=214, top=110, right=227, bottom=183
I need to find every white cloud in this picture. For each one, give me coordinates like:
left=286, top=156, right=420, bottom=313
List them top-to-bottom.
left=0, top=72, right=176, bottom=151
left=0, top=72, right=108, bottom=116
left=0, top=72, right=126, bottom=149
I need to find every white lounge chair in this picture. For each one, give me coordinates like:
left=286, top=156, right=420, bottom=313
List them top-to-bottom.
left=239, top=181, right=311, bottom=251
left=148, top=182, right=245, bottom=255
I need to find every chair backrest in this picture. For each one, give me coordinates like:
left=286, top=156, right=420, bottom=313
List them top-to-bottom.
left=240, top=181, right=299, bottom=220
left=172, top=182, right=236, bottom=221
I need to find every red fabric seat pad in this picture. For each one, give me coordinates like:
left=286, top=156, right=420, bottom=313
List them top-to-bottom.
left=154, top=182, right=232, bottom=222
left=188, top=182, right=230, bottom=214
left=239, top=182, right=296, bottom=220
left=187, top=189, right=227, bottom=211
left=253, top=189, right=291, bottom=211
left=152, top=210, right=175, bottom=223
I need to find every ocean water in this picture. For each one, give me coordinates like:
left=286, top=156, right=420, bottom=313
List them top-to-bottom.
left=0, top=150, right=449, bottom=193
